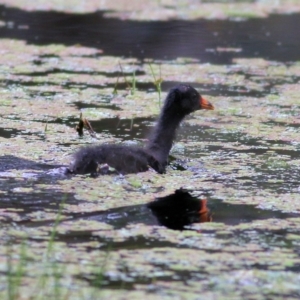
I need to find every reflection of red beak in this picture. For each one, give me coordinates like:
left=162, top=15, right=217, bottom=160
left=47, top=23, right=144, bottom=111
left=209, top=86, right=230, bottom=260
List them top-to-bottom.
left=199, top=96, right=214, bottom=110
left=199, top=199, right=212, bottom=222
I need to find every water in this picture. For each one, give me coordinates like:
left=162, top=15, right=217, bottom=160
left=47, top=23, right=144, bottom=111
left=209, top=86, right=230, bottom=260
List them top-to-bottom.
left=1, top=3, right=300, bottom=298
left=1, top=5, right=300, bottom=63
left=90, top=117, right=154, bottom=141
left=3, top=183, right=298, bottom=232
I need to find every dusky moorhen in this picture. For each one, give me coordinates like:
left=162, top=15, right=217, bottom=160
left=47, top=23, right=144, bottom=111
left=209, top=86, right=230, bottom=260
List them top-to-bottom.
left=69, top=84, right=214, bottom=175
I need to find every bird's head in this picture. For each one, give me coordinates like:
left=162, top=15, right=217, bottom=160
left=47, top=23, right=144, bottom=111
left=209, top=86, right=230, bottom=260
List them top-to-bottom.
left=163, top=84, right=214, bottom=115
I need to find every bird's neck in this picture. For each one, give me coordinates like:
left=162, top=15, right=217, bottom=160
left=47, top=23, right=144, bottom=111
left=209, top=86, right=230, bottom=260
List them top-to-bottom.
left=146, top=110, right=184, bottom=165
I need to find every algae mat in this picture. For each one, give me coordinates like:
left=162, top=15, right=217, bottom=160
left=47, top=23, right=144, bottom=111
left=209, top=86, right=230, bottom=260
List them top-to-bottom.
left=0, top=1, right=300, bottom=299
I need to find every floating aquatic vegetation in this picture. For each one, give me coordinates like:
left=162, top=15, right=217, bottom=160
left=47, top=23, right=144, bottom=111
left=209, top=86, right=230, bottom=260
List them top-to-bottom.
left=1, top=1, right=300, bottom=299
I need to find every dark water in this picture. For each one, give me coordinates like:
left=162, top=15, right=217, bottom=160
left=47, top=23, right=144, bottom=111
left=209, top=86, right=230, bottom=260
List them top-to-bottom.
left=0, top=5, right=300, bottom=63
left=90, top=117, right=154, bottom=141
left=0, top=127, right=20, bottom=138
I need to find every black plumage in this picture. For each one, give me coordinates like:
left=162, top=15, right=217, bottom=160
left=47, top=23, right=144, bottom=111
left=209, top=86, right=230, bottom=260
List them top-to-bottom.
left=69, top=84, right=214, bottom=175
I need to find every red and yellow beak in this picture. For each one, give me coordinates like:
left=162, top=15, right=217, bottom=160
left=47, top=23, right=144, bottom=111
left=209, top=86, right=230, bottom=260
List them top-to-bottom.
left=199, top=96, right=214, bottom=110
left=199, top=199, right=212, bottom=223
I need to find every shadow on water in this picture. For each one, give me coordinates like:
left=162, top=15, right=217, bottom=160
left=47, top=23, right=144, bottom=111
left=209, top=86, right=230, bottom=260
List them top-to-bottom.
left=1, top=5, right=300, bottom=63
left=14, top=69, right=146, bottom=78
left=73, top=101, right=122, bottom=111
left=0, top=116, right=79, bottom=133
left=90, top=117, right=154, bottom=141
left=0, top=127, right=20, bottom=139
left=0, top=155, right=63, bottom=172
left=0, top=155, right=78, bottom=217
left=0, top=181, right=81, bottom=221
left=0, top=185, right=79, bottom=215
left=18, top=190, right=299, bottom=234
left=92, top=190, right=298, bottom=229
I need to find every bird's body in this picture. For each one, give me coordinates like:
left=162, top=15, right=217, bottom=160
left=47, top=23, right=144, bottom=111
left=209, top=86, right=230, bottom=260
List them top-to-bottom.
left=69, top=84, right=214, bottom=175
left=71, top=144, right=163, bottom=174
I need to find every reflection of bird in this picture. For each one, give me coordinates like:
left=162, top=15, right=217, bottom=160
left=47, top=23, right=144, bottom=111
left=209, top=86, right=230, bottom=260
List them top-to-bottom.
left=69, top=84, right=214, bottom=175
left=148, top=189, right=212, bottom=230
